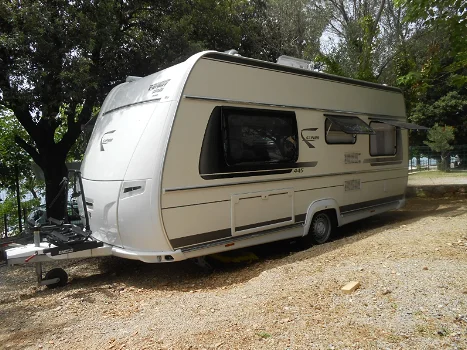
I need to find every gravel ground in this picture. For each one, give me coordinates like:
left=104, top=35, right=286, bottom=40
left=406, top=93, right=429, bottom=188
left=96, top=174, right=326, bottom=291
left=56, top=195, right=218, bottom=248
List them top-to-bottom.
left=1, top=197, right=467, bottom=350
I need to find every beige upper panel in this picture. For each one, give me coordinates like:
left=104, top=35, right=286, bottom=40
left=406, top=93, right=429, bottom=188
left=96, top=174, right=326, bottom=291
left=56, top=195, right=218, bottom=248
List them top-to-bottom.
left=183, top=58, right=406, bottom=118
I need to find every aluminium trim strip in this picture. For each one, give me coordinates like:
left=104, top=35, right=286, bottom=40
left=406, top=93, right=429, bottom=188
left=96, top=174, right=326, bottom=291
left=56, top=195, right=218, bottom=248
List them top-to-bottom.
left=183, top=95, right=406, bottom=121
left=200, top=162, right=317, bottom=177
left=163, top=167, right=408, bottom=192
left=361, top=176, right=408, bottom=184
left=340, top=195, right=404, bottom=214
left=340, top=200, right=402, bottom=215
left=180, top=222, right=304, bottom=252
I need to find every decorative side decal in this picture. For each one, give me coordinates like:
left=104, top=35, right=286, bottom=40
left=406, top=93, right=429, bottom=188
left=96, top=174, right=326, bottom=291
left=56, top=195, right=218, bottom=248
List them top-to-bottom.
left=300, top=128, right=319, bottom=148
left=345, top=153, right=361, bottom=164
left=344, top=179, right=361, bottom=191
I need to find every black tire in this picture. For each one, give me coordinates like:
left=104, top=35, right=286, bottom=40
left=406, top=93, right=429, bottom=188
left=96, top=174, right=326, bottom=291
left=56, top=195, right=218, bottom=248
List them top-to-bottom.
left=298, top=211, right=334, bottom=249
left=309, top=212, right=333, bottom=244
left=45, top=268, right=68, bottom=289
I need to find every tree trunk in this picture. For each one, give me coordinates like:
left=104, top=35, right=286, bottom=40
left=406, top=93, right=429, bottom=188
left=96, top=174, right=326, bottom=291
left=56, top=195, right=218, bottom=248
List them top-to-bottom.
left=42, top=154, right=68, bottom=221
left=416, top=155, right=421, bottom=170
left=14, top=164, right=23, bottom=233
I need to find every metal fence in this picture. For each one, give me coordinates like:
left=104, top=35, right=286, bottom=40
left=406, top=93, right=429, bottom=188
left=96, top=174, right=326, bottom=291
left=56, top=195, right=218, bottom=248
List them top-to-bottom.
left=409, top=145, right=467, bottom=172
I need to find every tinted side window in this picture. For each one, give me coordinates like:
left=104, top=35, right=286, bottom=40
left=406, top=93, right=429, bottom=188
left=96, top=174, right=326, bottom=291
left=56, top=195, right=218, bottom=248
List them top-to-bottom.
left=199, top=107, right=298, bottom=179
left=223, top=109, right=298, bottom=165
left=369, top=121, right=397, bottom=156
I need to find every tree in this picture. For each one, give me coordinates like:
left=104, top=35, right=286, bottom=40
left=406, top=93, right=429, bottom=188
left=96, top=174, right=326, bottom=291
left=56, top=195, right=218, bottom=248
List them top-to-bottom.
left=249, top=0, right=330, bottom=62
left=315, top=0, right=408, bottom=82
left=394, top=0, right=467, bottom=145
left=396, top=0, right=467, bottom=79
left=410, top=92, right=467, bottom=144
left=424, top=124, right=455, bottom=171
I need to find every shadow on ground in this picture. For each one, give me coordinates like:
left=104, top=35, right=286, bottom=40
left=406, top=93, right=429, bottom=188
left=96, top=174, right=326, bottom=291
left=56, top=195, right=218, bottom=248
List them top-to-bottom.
left=4, top=198, right=466, bottom=299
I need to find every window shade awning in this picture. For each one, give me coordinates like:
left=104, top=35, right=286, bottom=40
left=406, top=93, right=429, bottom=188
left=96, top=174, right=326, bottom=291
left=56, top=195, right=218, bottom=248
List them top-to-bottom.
left=324, top=114, right=375, bottom=134
left=370, top=119, right=429, bottom=130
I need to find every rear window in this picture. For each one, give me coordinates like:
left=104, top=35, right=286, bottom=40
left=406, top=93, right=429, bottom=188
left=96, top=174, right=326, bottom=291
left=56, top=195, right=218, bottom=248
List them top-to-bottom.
left=370, top=121, right=397, bottom=156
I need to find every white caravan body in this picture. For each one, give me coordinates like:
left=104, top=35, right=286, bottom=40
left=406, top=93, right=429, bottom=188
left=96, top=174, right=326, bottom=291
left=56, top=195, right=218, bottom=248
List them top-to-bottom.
left=80, top=51, right=420, bottom=263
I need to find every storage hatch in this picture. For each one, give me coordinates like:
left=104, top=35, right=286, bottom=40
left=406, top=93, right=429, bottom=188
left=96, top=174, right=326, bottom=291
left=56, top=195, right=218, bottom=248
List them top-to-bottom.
left=231, top=188, right=294, bottom=236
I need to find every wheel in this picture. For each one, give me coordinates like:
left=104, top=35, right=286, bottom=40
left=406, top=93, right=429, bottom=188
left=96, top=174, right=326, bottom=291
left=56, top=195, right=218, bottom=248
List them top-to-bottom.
left=297, top=211, right=335, bottom=250
left=309, top=212, right=333, bottom=244
left=44, top=268, right=68, bottom=289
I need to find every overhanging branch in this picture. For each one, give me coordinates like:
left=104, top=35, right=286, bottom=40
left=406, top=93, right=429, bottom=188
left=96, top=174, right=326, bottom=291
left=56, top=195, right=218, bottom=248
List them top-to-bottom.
left=11, top=104, right=41, bottom=144
left=14, top=135, right=42, bottom=167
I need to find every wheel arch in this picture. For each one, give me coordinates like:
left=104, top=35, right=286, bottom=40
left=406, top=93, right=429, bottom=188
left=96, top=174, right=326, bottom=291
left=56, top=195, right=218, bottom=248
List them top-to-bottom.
left=302, top=198, right=341, bottom=237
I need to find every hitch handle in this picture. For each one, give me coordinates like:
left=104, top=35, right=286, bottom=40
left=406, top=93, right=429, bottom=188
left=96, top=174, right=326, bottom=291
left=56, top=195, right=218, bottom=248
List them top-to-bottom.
left=25, top=252, right=38, bottom=263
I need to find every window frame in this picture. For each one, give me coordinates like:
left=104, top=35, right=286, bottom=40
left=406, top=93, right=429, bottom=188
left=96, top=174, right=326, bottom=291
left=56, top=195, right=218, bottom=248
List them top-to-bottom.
left=199, top=106, right=300, bottom=180
left=221, top=107, right=299, bottom=167
left=323, top=114, right=375, bottom=135
left=324, top=118, right=357, bottom=145
left=369, top=121, right=397, bottom=157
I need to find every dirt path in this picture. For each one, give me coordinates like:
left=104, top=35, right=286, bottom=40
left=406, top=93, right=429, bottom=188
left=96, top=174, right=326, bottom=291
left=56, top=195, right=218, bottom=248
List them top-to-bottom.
left=1, top=198, right=467, bottom=350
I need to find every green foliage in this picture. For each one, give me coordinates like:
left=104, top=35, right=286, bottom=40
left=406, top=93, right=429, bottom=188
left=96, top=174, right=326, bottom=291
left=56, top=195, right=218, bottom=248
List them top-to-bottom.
left=252, top=0, right=329, bottom=62
left=315, top=0, right=404, bottom=83
left=394, top=0, right=467, bottom=146
left=396, top=0, right=467, bottom=58
left=411, top=92, right=467, bottom=130
left=0, top=108, right=42, bottom=235
left=0, top=109, right=42, bottom=195
left=424, top=123, right=455, bottom=171
left=424, top=124, right=455, bottom=153
left=0, top=190, right=40, bottom=236
left=256, top=331, right=271, bottom=339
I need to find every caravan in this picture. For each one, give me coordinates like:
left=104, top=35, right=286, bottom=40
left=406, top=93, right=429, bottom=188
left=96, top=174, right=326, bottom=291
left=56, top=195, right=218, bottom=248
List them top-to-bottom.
left=7, top=50, right=428, bottom=281
left=79, top=51, right=426, bottom=263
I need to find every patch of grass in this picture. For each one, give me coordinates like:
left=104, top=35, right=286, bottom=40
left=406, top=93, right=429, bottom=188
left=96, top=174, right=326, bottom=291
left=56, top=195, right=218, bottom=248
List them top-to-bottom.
left=409, top=170, right=467, bottom=178
left=413, top=310, right=424, bottom=317
left=415, top=324, right=429, bottom=334
left=256, top=331, right=271, bottom=339
left=387, top=334, right=400, bottom=343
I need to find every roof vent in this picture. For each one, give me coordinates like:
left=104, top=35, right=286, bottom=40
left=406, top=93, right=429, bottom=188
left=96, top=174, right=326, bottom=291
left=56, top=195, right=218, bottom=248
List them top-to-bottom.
left=224, top=49, right=240, bottom=56
left=277, top=55, right=314, bottom=70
